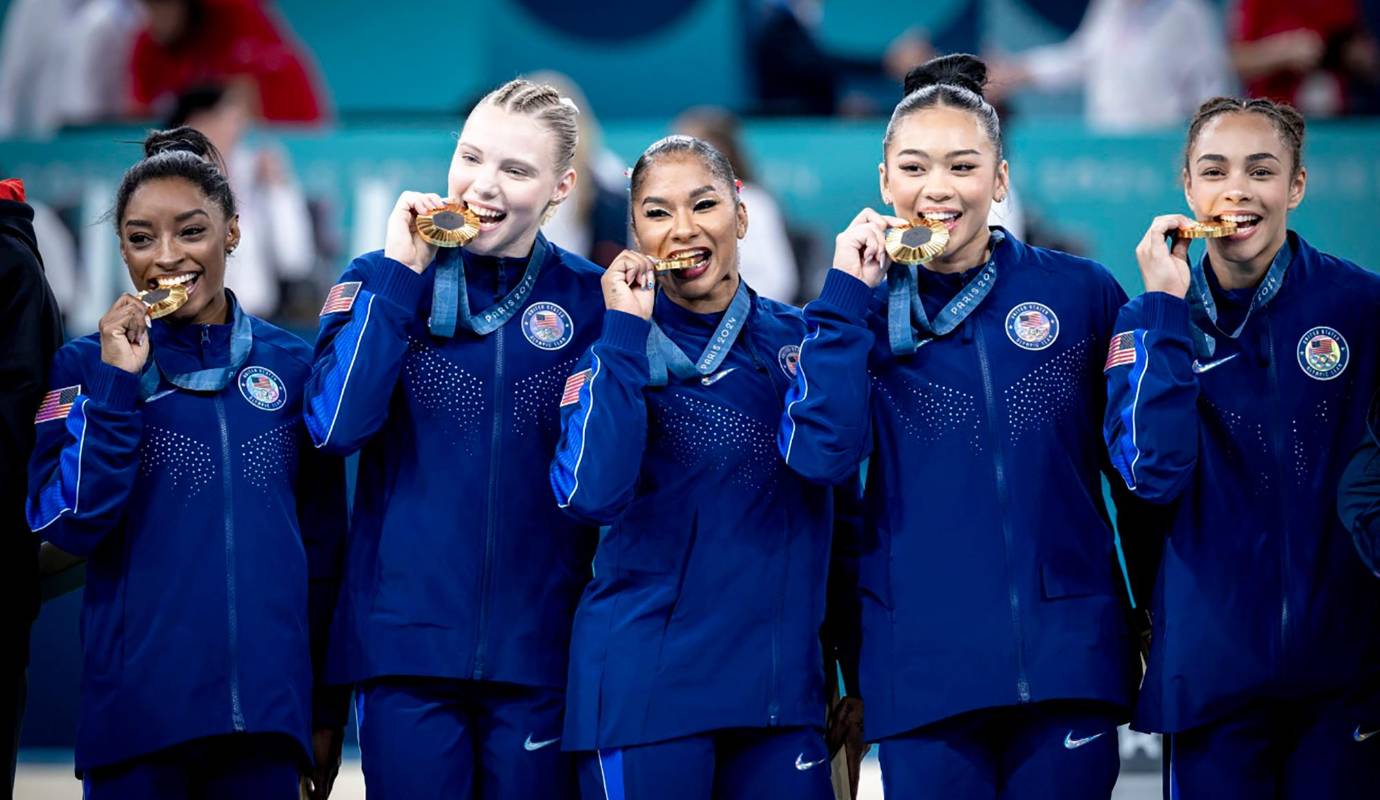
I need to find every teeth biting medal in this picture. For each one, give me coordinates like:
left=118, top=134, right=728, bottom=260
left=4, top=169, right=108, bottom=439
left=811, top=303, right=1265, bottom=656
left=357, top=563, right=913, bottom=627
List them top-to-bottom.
left=416, top=201, right=481, bottom=247
left=885, top=219, right=951, bottom=265
left=1178, top=219, right=1239, bottom=239
left=652, top=250, right=707, bottom=272
left=139, top=279, right=190, bottom=319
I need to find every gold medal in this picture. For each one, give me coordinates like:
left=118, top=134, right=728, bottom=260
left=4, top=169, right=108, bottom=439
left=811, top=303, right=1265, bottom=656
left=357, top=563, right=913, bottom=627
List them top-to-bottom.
left=416, top=202, right=480, bottom=248
left=885, top=220, right=950, bottom=265
left=1177, top=220, right=1238, bottom=239
left=653, top=255, right=698, bottom=272
left=139, top=284, right=189, bottom=319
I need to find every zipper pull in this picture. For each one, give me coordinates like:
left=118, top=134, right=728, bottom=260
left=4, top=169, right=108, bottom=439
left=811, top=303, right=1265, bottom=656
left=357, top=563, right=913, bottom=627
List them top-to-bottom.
left=201, top=325, right=211, bottom=345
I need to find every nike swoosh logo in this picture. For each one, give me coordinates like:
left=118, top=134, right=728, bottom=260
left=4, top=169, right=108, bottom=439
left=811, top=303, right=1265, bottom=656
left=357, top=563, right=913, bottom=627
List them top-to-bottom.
left=1191, top=354, right=1240, bottom=374
left=701, top=367, right=736, bottom=386
left=145, top=388, right=177, bottom=403
left=1356, top=725, right=1380, bottom=742
left=1063, top=731, right=1106, bottom=749
left=523, top=734, right=560, bottom=752
left=795, top=753, right=828, bottom=770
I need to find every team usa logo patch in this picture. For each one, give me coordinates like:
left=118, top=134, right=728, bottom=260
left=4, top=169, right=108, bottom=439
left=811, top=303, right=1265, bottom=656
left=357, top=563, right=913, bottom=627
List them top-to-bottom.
left=319, top=281, right=361, bottom=316
left=522, top=302, right=573, bottom=351
left=1005, top=302, right=1060, bottom=351
left=1296, top=326, right=1349, bottom=381
left=778, top=344, right=800, bottom=378
left=238, top=367, right=287, bottom=412
left=34, top=385, right=80, bottom=424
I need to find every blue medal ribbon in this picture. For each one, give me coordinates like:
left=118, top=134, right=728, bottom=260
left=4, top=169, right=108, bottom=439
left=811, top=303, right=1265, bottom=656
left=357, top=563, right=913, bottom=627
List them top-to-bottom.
left=887, top=228, right=1004, bottom=355
left=428, top=233, right=549, bottom=338
left=1186, top=238, right=1291, bottom=359
left=646, top=279, right=751, bottom=387
left=139, top=291, right=253, bottom=400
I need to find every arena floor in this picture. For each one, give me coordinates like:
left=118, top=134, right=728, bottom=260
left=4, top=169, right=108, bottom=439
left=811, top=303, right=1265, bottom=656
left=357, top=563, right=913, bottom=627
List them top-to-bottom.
left=16, top=752, right=1163, bottom=798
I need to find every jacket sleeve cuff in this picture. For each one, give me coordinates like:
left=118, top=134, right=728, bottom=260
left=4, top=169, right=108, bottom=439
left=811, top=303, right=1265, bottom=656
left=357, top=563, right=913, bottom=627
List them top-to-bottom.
left=370, top=256, right=428, bottom=313
left=817, top=270, right=875, bottom=321
left=1138, top=292, right=1191, bottom=335
left=599, top=310, right=652, bottom=353
left=87, top=362, right=141, bottom=410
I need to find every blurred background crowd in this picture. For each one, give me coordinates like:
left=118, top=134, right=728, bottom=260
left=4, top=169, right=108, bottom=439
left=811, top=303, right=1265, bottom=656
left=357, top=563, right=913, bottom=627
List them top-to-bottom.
left=4, top=0, right=1380, bottom=783
left=4, top=0, right=1380, bottom=336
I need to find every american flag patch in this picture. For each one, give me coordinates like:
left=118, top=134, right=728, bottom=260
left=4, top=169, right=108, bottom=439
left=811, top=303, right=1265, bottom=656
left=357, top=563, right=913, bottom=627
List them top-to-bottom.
left=320, top=281, right=362, bottom=316
left=532, top=311, right=561, bottom=330
left=1104, top=331, right=1137, bottom=372
left=560, top=369, right=591, bottom=407
left=34, top=385, right=80, bottom=424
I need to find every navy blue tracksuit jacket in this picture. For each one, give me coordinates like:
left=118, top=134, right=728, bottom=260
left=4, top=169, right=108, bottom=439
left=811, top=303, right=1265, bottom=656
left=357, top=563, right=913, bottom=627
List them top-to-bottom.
left=781, top=231, right=1141, bottom=741
left=1104, top=232, right=1380, bottom=733
left=305, top=244, right=603, bottom=689
left=551, top=290, right=835, bottom=750
left=26, top=301, right=346, bottom=771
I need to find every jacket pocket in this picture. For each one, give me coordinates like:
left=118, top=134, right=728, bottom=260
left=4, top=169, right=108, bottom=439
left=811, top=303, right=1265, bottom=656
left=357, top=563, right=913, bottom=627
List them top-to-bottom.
left=1040, top=559, right=1112, bottom=600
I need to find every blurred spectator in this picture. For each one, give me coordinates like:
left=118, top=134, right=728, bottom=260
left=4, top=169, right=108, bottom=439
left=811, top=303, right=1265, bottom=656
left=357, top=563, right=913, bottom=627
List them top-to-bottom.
left=0, top=0, right=142, bottom=136
left=130, top=0, right=329, bottom=124
left=750, top=0, right=930, bottom=116
left=988, top=0, right=1232, bottom=133
left=1229, top=0, right=1380, bottom=115
left=525, top=71, right=630, bottom=268
left=169, top=84, right=316, bottom=319
left=674, top=106, right=801, bottom=304
left=0, top=178, right=64, bottom=797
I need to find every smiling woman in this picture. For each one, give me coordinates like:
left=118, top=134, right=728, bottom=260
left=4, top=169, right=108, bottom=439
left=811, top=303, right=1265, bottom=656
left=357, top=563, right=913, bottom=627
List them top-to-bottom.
left=781, top=54, right=1152, bottom=800
left=302, top=78, right=608, bottom=800
left=1105, top=97, right=1380, bottom=799
left=26, top=127, right=351, bottom=800
left=549, top=135, right=839, bottom=800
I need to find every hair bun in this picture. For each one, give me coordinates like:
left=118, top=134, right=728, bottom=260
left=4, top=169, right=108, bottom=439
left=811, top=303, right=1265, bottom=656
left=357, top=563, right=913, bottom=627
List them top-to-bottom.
left=903, top=53, right=987, bottom=98
left=142, top=126, right=219, bottom=162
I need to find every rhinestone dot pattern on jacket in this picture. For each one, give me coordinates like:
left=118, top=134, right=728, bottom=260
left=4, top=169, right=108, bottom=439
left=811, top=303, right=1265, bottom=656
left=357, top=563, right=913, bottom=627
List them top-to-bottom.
left=403, top=336, right=484, bottom=453
left=1004, top=336, right=1091, bottom=446
left=512, top=356, right=579, bottom=440
left=874, top=374, right=983, bottom=452
left=650, top=393, right=780, bottom=492
left=241, top=421, right=300, bottom=491
left=139, top=425, right=215, bottom=496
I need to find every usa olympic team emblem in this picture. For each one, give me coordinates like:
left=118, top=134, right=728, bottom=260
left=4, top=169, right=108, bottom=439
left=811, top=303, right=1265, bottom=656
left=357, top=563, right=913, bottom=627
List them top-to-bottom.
left=521, top=302, right=573, bottom=351
left=1005, top=302, right=1060, bottom=350
left=1297, top=326, right=1349, bottom=380
left=778, top=345, right=800, bottom=378
left=238, top=366, right=287, bottom=412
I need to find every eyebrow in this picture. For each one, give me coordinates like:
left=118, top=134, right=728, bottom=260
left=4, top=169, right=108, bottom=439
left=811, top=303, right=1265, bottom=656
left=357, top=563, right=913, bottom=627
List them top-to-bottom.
left=894, top=148, right=982, bottom=159
left=1196, top=153, right=1281, bottom=164
left=640, top=185, right=719, bottom=205
left=123, top=209, right=210, bottom=228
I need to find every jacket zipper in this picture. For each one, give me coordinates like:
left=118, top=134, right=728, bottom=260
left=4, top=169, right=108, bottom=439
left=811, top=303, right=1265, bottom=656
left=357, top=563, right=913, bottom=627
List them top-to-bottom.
left=472, top=265, right=508, bottom=680
left=1263, top=317, right=1290, bottom=674
left=975, top=325, right=1031, bottom=703
left=215, top=391, right=245, bottom=730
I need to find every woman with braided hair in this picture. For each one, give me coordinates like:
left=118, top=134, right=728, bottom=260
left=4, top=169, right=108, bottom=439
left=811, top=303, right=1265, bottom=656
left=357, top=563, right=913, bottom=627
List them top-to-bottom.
left=305, top=79, right=606, bottom=798
left=1105, top=96, right=1380, bottom=797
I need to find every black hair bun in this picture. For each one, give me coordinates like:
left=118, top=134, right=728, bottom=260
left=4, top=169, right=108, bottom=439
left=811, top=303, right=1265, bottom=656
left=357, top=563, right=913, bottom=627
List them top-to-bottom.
left=904, top=53, right=987, bottom=98
left=142, top=126, right=221, bottom=164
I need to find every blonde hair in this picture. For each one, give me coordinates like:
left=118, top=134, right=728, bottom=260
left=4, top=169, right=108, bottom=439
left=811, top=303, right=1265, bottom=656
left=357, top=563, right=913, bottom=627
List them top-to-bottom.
left=481, top=79, right=580, bottom=175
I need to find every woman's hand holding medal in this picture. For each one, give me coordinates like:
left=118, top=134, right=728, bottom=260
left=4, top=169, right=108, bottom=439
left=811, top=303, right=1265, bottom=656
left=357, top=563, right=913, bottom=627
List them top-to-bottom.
left=385, top=191, right=448, bottom=275
left=833, top=208, right=908, bottom=289
left=1136, top=214, right=1199, bottom=299
left=602, top=249, right=657, bottom=320
left=99, top=293, right=151, bottom=375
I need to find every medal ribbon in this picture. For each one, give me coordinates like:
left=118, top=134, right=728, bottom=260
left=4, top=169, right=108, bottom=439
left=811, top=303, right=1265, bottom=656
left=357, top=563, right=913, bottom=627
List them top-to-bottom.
left=887, top=229, right=1004, bottom=355
left=428, top=233, right=548, bottom=338
left=1186, top=238, right=1291, bottom=359
left=646, top=280, right=752, bottom=387
left=139, top=291, right=254, bottom=399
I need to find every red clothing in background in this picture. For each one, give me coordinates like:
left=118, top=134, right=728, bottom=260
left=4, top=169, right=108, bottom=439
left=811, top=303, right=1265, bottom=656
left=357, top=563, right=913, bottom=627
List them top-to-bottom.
left=129, top=0, right=326, bottom=123
left=1231, top=0, right=1361, bottom=105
